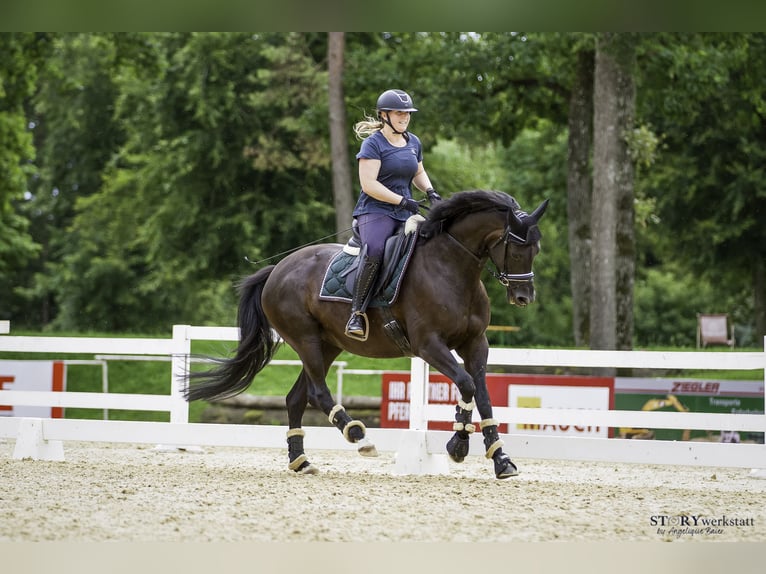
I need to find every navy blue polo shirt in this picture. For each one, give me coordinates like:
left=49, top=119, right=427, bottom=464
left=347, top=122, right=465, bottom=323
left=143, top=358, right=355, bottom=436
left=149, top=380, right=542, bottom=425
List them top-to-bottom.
left=353, top=131, right=423, bottom=221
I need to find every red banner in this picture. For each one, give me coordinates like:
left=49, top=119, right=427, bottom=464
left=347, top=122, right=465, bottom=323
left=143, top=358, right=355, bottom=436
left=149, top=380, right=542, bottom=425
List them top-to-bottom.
left=381, top=372, right=614, bottom=437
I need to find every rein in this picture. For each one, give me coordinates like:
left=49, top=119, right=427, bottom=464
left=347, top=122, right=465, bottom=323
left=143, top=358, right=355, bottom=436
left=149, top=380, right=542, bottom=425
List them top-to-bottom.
left=244, top=213, right=394, bottom=266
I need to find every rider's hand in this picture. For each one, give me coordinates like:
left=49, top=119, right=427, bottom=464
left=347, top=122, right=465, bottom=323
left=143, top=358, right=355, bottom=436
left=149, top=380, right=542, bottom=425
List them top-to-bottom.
left=426, top=188, right=442, bottom=204
left=398, top=196, right=421, bottom=214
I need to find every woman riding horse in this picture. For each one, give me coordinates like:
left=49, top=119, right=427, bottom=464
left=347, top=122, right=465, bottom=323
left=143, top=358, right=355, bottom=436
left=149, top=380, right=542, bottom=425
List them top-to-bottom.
left=347, top=89, right=441, bottom=340
left=186, top=190, right=548, bottom=479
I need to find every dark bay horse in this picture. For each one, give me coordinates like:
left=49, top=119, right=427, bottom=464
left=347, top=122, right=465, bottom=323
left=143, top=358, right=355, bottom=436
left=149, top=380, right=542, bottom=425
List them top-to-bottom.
left=185, top=190, right=548, bottom=479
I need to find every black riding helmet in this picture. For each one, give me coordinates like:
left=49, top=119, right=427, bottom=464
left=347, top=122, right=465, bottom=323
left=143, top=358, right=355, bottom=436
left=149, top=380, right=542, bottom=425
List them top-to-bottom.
left=376, top=89, right=417, bottom=137
left=376, top=89, right=418, bottom=112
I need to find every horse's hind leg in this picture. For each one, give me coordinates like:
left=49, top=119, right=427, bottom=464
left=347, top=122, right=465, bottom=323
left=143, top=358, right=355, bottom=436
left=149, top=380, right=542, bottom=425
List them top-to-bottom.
left=300, top=340, right=378, bottom=458
left=285, top=370, right=318, bottom=475
left=325, top=404, right=378, bottom=457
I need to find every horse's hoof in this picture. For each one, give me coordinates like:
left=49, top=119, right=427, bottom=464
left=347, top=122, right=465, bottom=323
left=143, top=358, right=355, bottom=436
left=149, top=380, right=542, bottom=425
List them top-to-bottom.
left=446, top=433, right=470, bottom=463
left=357, top=437, right=379, bottom=457
left=289, top=454, right=319, bottom=475
left=494, top=454, right=519, bottom=479
left=298, top=463, right=319, bottom=475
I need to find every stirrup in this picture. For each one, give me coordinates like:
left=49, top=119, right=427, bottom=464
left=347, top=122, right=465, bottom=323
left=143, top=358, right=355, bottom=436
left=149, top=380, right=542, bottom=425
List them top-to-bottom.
left=345, top=312, right=369, bottom=341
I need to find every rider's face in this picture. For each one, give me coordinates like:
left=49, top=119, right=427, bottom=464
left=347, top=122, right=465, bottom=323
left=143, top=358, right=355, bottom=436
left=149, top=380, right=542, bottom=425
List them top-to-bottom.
left=384, top=110, right=411, bottom=131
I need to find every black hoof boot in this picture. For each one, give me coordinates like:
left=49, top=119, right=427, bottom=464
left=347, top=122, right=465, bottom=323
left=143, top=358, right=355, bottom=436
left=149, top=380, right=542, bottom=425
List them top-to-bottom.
left=445, top=402, right=476, bottom=462
left=329, top=404, right=378, bottom=457
left=481, top=419, right=518, bottom=479
left=287, top=429, right=318, bottom=474
left=446, top=432, right=470, bottom=463
left=493, top=452, right=519, bottom=479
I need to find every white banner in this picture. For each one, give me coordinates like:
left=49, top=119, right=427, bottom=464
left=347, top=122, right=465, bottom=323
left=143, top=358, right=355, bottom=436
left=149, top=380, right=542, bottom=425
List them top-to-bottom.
left=0, top=360, right=65, bottom=418
left=508, top=384, right=611, bottom=437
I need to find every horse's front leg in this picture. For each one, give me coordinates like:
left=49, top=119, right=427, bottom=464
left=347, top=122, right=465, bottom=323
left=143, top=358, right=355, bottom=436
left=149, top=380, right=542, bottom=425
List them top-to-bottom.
left=417, top=339, right=478, bottom=465
left=459, top=339, right=519, bottom=479
left=466, top=357, right=519, bottom=479
left=473, top=390, right=518, bottom=479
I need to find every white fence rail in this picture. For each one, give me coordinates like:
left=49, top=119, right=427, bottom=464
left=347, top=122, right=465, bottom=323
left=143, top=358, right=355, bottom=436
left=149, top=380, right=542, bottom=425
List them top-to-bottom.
left=1, top=325, right=765, bottom=475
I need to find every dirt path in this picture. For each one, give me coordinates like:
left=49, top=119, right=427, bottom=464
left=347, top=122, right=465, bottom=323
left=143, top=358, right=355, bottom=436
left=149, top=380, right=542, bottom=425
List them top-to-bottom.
left=2, top=439, right=764, bottom=543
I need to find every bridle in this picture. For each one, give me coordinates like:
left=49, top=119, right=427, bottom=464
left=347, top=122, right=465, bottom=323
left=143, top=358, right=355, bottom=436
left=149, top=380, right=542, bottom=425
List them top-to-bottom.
left=444, top=214, right=535, bottom=289
left=487, top=228, right=535, bottom=288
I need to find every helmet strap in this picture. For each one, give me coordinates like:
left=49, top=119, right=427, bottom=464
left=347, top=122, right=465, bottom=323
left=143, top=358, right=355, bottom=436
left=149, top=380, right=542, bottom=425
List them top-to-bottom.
left=380, top=112, right=410, bottom=141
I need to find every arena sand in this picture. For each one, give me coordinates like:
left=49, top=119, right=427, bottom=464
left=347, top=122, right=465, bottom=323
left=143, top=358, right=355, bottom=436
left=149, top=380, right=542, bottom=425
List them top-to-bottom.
left=2, top=438, right=765, bottom=545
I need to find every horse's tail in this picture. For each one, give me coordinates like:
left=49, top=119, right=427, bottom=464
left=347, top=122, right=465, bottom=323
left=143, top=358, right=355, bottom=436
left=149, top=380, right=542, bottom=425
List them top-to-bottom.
left=184, top=265, right=280, bottom=402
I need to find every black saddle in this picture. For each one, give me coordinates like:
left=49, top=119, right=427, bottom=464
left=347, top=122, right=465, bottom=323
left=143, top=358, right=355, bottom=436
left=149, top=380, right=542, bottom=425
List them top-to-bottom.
left=319, top=216, right=421, bottom=306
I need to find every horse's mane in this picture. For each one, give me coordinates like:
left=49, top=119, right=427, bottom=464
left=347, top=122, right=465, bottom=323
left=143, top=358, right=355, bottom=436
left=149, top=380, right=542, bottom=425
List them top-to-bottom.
left=419, top=190, right=521, bottom=239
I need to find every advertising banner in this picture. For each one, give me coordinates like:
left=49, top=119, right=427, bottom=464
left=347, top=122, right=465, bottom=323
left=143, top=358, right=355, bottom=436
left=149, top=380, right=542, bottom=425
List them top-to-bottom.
left=381, top=372, right=614, bottom=437
left=614, top=377, right=764, bottom=441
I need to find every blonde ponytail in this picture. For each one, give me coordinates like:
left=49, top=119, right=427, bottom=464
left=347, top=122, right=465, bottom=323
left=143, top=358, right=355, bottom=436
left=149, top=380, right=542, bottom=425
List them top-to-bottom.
left=353, top=115, right=384, bottom=140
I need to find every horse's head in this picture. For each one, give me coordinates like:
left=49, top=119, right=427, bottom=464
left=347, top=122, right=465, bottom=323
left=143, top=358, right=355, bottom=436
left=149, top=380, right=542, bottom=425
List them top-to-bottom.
left=487, top=199, right=549, bottom=307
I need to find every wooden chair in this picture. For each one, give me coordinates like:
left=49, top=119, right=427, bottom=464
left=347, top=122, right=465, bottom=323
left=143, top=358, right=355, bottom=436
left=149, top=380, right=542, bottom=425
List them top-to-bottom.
left=696, top=313, right=735, bottom=348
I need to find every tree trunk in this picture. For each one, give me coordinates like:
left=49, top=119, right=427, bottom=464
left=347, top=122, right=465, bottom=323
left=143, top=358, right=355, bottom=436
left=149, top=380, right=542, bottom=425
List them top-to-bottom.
left=327, top=32, right=354, bottom=242
left=591, top=33, right=636, bottom=355
left=614, top=37, right=637, bottom=352
left=567, top=49, right=594, bottom=348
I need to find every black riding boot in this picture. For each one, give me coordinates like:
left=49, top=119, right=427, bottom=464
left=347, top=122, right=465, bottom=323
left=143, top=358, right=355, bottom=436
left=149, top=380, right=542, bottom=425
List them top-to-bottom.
left=345, top=255, right=381, bottom=340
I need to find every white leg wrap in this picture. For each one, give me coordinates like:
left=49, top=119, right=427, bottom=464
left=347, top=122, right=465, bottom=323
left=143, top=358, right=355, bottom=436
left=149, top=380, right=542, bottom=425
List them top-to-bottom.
left=458, top=398, right=476, bottom=411
left=328, top=404, right=345, bottom=424
left=480, top=418, right=499, bottom=430
left=343, top=419, right=366, bottom=443
left=453, top=422, right=476, bottom=433
left=286, top=428, right=305, bottom=439
left=485, top=439, right=504, bottom=459
left=288, top=453, right=308, bottom=471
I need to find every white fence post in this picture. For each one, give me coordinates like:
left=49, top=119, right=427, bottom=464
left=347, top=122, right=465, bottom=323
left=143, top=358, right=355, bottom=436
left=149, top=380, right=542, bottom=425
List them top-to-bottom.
left=150, top=325, right=198, bottom=453
left=169, top=325, right=191, bottom=424
left=396, top=356, right=450, bottom=475
left=408, top=357, right=429, bottom=430
left=12, top=418, right=64, bottom=461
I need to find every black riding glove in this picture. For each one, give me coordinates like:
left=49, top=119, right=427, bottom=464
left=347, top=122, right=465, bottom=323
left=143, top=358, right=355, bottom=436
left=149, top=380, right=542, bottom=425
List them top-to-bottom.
left=426, top=188, right=442, bottom=203
left=398, top=196, right=421, bottom=214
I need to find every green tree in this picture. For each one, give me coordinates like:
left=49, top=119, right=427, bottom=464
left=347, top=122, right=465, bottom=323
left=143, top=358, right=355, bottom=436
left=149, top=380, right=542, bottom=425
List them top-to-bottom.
left=5, top=31, right=762, bottom=349
left=0, top=33, right=42, bottom=321
left=20, top=33, right=126, bottom=326
left=53, top=33, right=336, bottom=331
left=637, top=33, right=766, bottom=344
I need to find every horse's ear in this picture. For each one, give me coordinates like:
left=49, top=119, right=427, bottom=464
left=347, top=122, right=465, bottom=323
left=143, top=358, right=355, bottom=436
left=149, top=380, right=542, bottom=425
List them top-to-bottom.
left=528, top=199, right=549, bottom=224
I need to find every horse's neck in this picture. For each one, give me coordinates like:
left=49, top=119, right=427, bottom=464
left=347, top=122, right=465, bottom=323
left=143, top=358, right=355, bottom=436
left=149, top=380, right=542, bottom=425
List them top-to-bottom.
left=419, top=213, right=502, bottom=283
